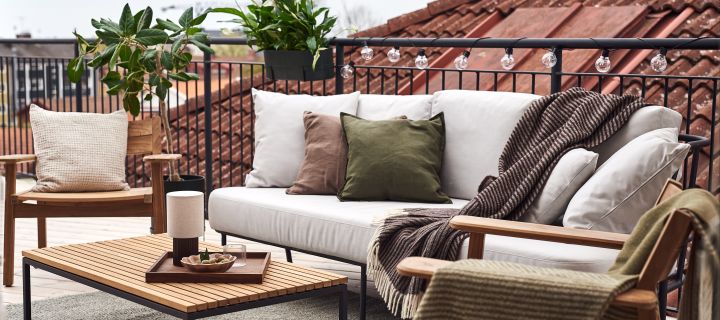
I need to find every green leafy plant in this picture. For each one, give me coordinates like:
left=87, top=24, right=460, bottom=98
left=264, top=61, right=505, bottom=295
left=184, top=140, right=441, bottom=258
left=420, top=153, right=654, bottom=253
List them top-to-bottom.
left=212, top=0, right=337, bottom=68
left=68, top=4, right=214, bottom=182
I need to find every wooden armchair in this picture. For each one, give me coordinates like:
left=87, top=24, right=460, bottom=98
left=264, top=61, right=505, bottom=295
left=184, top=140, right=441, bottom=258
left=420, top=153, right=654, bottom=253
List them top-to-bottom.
left=1, top=117, right=180, bottom=286
left=398, top=180, right=692, bottom=320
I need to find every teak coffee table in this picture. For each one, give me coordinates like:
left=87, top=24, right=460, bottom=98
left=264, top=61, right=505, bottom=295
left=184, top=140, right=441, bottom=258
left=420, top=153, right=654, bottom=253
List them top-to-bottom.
left=21, top=235, right=348, bottom=320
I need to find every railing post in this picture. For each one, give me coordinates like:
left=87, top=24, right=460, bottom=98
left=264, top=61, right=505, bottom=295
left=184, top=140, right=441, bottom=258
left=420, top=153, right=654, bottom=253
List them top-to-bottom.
left=73, top=41, right=83, bottom=112
left=335, top=44, right=344, bottom=95
left=550, top=47, right=563, bottom=94
left=203, top=50, right=213, bottom=210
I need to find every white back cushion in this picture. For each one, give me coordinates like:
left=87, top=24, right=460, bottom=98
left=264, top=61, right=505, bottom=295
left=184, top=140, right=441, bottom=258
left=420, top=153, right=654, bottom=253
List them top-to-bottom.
left=245, top=89, right=360, bottom=188
left=432, top=90, right=540, bottom=199
left=357, top=94, right=432, bottom=120
left=591, top=105, right=681, bottom=166
left=564, top=128, right=690, bottom=233
left=522, top=149, right=598, bottom=225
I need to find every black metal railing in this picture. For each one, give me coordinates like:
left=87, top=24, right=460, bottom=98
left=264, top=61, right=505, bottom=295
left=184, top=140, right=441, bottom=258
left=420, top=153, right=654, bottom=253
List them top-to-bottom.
left=0, top=37, right=717, bottom=196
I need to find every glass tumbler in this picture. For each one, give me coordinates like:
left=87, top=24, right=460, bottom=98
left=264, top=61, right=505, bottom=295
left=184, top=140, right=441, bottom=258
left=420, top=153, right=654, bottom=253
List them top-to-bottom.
left=223, top=244, right=247, bottom=267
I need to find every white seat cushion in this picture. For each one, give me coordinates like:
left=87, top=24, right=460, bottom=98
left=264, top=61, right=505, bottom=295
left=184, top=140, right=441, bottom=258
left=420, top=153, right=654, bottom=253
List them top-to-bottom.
left=209, top=188, right=619, bottom=272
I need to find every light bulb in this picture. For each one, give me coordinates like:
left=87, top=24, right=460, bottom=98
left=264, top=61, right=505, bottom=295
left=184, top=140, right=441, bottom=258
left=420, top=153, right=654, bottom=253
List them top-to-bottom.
left=360, top=42, right=374, bottom=61
left=387, top=46, right=401, bottom=63
left=500, top=48, right=515, bottom=70
left=415, top=49, right=429, bottom=70
left=595, top=49, right=611, bottom=73
left=650, top=49, right=667, bottom=73
left=454, top=50, right=470, bottom=70
left=541, top=50, right=557, bottom=68
left=340, top=62, right=355, bottom=79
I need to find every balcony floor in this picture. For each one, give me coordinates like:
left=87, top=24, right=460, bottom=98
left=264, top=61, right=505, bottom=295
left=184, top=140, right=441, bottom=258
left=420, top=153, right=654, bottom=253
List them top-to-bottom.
left=0, top=179, right=367, bottom=307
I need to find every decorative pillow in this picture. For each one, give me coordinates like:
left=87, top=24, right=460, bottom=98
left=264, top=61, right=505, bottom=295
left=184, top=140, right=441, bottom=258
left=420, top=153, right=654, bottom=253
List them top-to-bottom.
left=245, top=89, right=360, bottom=188
left=431, top=90, right=541, bottom=200
left=357, top=94, right=432, bottom=120
left=30, top=105, right=130, bottom=192
left=591, top=105, right=681, bottom=166
left=286, top=112, right=347, bottom=195
left=338, top=112, right=450, bottom=203
left=564, top=128, right=690, bottom=233
left=521, top=148, right=598, bottom=225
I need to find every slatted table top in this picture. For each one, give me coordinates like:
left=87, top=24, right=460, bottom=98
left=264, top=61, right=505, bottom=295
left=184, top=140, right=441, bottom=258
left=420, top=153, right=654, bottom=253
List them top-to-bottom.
left=22, top=234, right=348, bottom=313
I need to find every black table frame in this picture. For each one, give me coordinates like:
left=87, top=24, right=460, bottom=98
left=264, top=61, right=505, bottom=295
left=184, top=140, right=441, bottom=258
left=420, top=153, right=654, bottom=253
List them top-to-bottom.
left=22, top=257, right=348, bottom=320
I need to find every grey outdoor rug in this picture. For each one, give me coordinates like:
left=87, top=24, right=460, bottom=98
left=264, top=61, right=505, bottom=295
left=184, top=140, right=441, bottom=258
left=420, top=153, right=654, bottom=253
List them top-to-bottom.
left=6, top=291, right=395, bottom=319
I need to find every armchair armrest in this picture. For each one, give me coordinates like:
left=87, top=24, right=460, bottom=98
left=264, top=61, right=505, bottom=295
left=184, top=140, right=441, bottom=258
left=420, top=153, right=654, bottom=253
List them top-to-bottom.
left=0, top=154, right=37, bottom=164
left=143, top=154, right=182, bottom=163
left=450, top=216, right=628, bottom=250
left=396, top=256, right=656, bottom=309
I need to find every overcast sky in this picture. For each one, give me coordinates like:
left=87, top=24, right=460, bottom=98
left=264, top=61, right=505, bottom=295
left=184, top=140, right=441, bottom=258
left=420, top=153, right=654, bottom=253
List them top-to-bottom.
left=0, top=0, right=430, bottom=39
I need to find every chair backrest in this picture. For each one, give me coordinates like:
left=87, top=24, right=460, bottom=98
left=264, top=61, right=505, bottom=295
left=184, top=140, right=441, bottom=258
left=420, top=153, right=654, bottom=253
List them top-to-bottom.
left=127, top=117, right=162, bottom=156
left=636, top=179, right=692, bottom=290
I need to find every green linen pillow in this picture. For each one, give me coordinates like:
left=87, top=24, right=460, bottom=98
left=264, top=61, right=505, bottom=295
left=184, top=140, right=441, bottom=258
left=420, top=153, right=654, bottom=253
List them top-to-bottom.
left=338, top=112, right=451, bottom=203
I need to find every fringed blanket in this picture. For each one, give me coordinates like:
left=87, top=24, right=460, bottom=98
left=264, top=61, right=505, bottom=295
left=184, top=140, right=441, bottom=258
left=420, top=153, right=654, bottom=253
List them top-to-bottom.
left=368, top=87, right=646, bottom=319
left=414, top=189, right=720, bottom=320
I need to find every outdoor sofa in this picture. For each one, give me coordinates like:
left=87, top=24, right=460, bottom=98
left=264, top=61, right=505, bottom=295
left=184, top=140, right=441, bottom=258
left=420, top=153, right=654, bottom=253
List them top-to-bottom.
left=208, top=89, right=699, bottom=316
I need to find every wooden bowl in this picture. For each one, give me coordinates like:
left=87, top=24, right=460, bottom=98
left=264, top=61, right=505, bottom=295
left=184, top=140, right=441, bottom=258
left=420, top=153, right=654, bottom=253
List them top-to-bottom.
left=181, top=253, right=236, bottom=273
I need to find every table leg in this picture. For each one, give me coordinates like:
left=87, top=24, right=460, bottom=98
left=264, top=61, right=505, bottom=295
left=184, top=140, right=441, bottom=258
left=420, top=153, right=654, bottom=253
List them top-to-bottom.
left=23, top=259, right=31, bottom=320
left=339, top=284, right=348, bottom=320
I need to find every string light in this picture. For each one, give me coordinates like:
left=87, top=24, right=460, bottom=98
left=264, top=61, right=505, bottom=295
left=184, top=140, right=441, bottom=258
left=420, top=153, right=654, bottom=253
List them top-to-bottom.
left=360, top=41, right=374, bottom=61
left=387, top=46, right=401, bottom=63
left=500, top=48, right=515, bottom=70
left=541, top=48, right=557, bottom=68
left=650, top=48, right=668, bottom=73
left=415, top=49, right=429, bottom=69
left=595, top=49, right=611, bottom=73
left=454, top=50, right=470, bottom=70
left=340, top=61, right=355, bottom=79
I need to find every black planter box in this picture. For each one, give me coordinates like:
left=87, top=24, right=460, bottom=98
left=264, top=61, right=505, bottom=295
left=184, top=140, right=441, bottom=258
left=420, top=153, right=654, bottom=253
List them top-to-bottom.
left=264, top=49, right=334, bottom=81
left=164, top=175, right=207, bottom=218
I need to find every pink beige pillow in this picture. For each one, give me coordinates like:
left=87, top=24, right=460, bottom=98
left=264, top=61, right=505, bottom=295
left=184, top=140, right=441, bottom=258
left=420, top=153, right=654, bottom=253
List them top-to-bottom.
left=287, top=112, right=347, bottom=195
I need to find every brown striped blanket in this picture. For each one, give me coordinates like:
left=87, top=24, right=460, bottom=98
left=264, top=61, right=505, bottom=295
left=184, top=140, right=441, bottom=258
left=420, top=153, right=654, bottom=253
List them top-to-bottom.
left=367, top=87, right=646, bottom=319
left=414, top=189, right=720, bottom=320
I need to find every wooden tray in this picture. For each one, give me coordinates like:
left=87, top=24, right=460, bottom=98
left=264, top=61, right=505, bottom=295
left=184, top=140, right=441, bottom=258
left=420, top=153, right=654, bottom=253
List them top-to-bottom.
left=145, top=252, right=271, bottom=283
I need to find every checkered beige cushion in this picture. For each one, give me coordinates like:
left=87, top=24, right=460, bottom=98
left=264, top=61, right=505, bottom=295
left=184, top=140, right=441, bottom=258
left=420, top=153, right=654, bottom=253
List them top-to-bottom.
left=30, top=105, right=130, bottom=192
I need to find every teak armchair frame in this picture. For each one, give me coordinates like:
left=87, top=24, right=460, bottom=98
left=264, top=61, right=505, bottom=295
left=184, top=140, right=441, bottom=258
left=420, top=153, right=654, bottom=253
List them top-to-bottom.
left=1, top=117, right=180, bottom=287
left=398, top=180, right=692, bottom=320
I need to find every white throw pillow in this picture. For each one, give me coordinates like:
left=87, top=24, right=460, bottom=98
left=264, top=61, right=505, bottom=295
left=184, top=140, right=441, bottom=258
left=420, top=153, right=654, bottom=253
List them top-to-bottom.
left=245, top=89, right=360, bottom=188
left=432, top=90, right=540, bottom=200
left=357, top=94, right=432, bottom=120
left=30, top=105, right=130, bottom=192
left=591, top=105, right=681, bottom=166
left=564, top=128, right=690, bottom=233
left=522, top=149, right=598, bottom=225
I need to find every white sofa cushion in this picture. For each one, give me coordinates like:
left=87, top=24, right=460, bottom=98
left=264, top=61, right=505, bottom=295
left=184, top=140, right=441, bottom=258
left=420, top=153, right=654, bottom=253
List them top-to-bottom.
left=245, top=89, right=360, bottom=188
left=431, top=90, right=540, bottom=200
left=357, top=94, right=433, bottom=120
left=591, top=105, right=681, bottom=166
left=564, top=128, right=690, bottom=233
left=522, top=148, right=598, bottom=225
left=209, top=187, right=618, bottom=272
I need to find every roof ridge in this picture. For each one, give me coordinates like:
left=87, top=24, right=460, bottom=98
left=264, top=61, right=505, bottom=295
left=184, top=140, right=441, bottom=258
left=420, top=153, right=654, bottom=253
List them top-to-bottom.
left=352, top=0, right=480, bottom=37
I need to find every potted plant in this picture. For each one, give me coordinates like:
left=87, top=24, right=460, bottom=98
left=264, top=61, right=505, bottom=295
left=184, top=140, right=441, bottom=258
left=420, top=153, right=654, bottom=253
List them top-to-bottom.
left=212, top=0, right=337, bottom=81
left=67, top=3, right=213, bottom=196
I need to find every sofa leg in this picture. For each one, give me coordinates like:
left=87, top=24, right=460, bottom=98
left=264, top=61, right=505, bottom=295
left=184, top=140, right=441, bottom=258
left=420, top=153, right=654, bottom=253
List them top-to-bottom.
left=220, top=234, right=227, bottom=246
left=285, top=248, right=293, bottom=263
left=360, top=264, right=367, bottom=320
left=658, top=281, right=667, bottom=320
